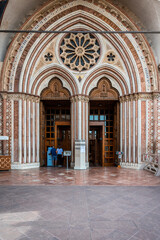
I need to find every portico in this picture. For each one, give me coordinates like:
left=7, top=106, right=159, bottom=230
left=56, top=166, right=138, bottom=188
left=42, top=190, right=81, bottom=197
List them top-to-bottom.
left=0, top=0, right=159, bottom=170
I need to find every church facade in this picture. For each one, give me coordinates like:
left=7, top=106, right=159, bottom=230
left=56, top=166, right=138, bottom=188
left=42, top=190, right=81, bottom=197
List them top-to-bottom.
left=0, top=0, right=159, bottom=169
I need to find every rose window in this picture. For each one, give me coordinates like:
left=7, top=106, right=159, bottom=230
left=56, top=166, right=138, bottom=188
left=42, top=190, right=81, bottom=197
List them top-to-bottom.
left=60, top=33, right=100, bottom=71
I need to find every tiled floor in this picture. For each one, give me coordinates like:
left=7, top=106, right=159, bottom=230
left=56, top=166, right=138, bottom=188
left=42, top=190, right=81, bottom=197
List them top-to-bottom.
left=0, top=167, right=160, bottom=240
left=0, top=167, right=160, bottom=186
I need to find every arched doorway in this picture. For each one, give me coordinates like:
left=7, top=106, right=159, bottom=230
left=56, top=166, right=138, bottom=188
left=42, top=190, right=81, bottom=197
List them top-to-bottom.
left=0, top=0, right=158, bottom=170
left=40, top=78, right=71, bottom=166
left=89, top=78, right=120, bottom=167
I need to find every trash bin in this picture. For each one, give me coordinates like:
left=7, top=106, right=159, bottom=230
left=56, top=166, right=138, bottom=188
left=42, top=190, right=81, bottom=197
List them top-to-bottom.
left=47, top=147, right=53, bottom=167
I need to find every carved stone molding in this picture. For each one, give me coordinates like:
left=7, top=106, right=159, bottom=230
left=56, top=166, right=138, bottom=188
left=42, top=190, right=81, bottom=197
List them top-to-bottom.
left=41, top=78, right=70, bottom=100
left=90, top=78, right=119, bottom=100
left=0, top=92, right=40, bottom=102
left=119, top=92, right=160, bottom=102
left=0, top=93, right=8, bottom=100
left=153, top=93, right=160, bottom=100
left=70, top=95, right=89, bottom=103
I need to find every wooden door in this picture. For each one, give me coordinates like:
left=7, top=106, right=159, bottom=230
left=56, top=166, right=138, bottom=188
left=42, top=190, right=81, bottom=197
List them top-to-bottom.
left=42, top=101, right=71, bottom=166
left=89, top=101, right=117, bottom=167
left=57, top=125, right=71, bottom=151
left=89, top=126, right=102, bottom=166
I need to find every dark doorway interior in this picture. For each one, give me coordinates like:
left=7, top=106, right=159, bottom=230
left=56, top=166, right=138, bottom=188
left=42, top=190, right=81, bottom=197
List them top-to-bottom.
left=40, top=100, right=71, bottom=166
left=57, top=125, right=71, bottom=151
left=89, top=126, right=102, bottom=166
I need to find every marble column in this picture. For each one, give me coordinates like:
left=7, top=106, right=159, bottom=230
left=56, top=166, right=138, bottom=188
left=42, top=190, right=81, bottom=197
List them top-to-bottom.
left=70, top=95, right=89, bottom=169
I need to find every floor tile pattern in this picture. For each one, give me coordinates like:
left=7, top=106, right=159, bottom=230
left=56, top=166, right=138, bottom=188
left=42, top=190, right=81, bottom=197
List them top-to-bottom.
left=0, top=167, right=160, bottom=186
left=0, top=168, right=160, bottom=239
left=0, top=186, right=160, bottom=240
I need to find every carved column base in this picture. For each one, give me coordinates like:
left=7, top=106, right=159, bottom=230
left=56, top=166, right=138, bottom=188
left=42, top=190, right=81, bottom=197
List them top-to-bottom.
left=74, top=140, right=88, bottom=170
left=11, top=162, right=40, bottom=169
left=120, top=162, right=145, bottom=170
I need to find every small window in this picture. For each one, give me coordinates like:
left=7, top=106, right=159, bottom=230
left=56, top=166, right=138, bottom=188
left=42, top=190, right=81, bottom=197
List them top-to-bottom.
left=95, top=109, right=98, bottom=115
left=56, top=110, right=60, bottom=114
left=66, top=110, right=70, bottom=115
left=90, top=110, right=94, bottom=115
left=100, top=110, right=104, bottom=114
left=55, top=115, right=60, bottom=120
left=66, top=115, right=70, bottom=120
left=90, top=115, right=94, bottom=121
left=94, top=115, right=98, bottom=121
left=100, top=115, right=105, bottom=121
left=46, top=121, right=50, bottom=126
left=46, top=127, right=50, bottom=132
left=51, top=127, right=54, bottom=132
left=46, top=133, right=50, bottom=138
left=51, top=133, right=55, bottom=138
left=105, top=133, right=109, bottom=138
left=110, top=133, right=113, bottom=138
left=105, top=146, right=109, bottom=151
left=110, top=146, right=113, bottom=151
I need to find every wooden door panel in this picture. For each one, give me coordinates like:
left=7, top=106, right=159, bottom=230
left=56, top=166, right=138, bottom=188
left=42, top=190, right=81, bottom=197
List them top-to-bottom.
left=43, top=103, right=70, bottom=166
left=89, top=103, right=116, bottom=167
left=57, top=126, right=71, bottom=151
left=89, top=126, right=102, bottom=166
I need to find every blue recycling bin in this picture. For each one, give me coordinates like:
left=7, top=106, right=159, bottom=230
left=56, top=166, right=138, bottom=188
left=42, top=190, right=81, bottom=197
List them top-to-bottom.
left=47, top=147, right=53, bottom=167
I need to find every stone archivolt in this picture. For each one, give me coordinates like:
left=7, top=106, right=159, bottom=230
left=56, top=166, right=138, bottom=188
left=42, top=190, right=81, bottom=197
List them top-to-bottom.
left=0, top=0, right=158, bottom=94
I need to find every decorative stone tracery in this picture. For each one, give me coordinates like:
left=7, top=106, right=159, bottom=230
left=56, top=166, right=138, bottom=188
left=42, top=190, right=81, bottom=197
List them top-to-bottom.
left=1, top=0, right=158, bottom=93
left=60, top=33, right=100, bottom=71
left=41, top=78, right=70, bottom=100
left=90, top=78, right=119, bottom=100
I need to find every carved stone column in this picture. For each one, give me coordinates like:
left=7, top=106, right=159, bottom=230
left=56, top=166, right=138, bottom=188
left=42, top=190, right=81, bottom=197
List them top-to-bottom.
left=1, top=93, right=7, bottom=155
left=8, top=93, right=40, bottom=169
left=153, top=93, right=159, bottom=153
left=70, top=95, right=89, bottom=169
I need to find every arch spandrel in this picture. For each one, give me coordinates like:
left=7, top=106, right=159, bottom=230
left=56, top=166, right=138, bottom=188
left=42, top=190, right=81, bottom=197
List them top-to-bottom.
left=0, top=0, right=158, bottom=96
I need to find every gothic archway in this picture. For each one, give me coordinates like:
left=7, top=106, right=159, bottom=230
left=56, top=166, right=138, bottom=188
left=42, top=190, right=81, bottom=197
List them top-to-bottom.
left=0, top=0, right=158, bottom=169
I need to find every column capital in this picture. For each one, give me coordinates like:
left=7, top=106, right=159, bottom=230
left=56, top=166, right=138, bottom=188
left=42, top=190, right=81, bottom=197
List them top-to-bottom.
left=152, top=92, right=160, bottom=100
left=0, top=93, right=8, bottom=100
left=70, top=95, right=89, bottom=103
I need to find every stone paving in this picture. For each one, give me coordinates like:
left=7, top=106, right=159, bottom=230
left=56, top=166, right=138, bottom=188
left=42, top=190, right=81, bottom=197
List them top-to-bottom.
left=0, top=167, right=160, bottom=186
left=0, top=168, right=160, bottom=240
